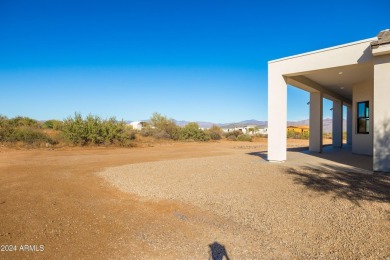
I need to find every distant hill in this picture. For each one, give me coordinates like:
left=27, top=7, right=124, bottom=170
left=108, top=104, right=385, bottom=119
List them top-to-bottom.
left=219, top=119, right=267, bottom=129
left=173, top=120, right=217, bottom=128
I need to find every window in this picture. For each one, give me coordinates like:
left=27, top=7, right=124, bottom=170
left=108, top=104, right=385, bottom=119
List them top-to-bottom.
left=357, top=101, right=369, bottom=134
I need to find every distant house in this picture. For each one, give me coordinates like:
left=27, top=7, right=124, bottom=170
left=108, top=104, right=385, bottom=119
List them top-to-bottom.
left=129, top=121, right=148, bottom=130
left=222, top=125, right=268, bottom=135
left=245, top=125, right=268, bottom=135
left=287, top=125, right=309, bottom=135
left=257, top=126, right=268, bottom=135
left=222, top=127, right=237, bottom=133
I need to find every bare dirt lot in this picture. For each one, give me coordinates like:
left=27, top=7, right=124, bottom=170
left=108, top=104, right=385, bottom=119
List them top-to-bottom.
left=0, top=139, right=389, bottom=259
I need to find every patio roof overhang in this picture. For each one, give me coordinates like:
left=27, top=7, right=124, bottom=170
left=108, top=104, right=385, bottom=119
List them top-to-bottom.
left=267, top=30, right=390, bottom=172
left=268, top=37, right=377, bottom=105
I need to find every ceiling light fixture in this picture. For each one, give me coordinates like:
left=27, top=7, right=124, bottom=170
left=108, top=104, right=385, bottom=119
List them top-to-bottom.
left=340, top=87, right=345, bottom=90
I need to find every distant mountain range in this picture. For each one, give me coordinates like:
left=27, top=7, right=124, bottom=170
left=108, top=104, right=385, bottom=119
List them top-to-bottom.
left=128, top=118, right=346, bottom=133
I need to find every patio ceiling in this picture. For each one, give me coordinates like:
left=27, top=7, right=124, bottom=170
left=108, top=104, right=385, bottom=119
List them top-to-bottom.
left=290, top=63, right=374, bottom=101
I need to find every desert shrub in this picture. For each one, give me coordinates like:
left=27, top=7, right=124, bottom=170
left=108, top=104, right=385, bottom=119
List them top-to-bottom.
left=149, top=112, right=180, bottom=140
left=61, top=113, right=133, bottom=146
left=61, top=113, right=88, bottom=145
left=0, top=115, right=8, bottom=127
left=0, top=116, right=55, bottom=145
left=8, top=116, right=39, bottom=128
left=43, top=120, right=63, bottom=130
left=179, top=122, right=210, bottom=141
left=207, top=125, right=223, bottom=140
left=0, top=127, right=55, bottom=144
left=140, top=127, right=157, bottom=137
left=140, top=127, right=172, bottom=139
left=10, top=128, right=56, bottom=144
left=128, top=130, right=137, bottom=140
left=153, top=130, right=171, bottom=139
left=224, top=130, right=242, bottom=139
left=287, top=130, right=310, bottom=140
left=287, top=130, right=300, bottom=139
left=209, top=131, right=221, bottom=140
left=302, top=132, right=310, bottom=140
left=237, top=134, right=252, bottom=142
left=227, top=135, right=237, bottom=141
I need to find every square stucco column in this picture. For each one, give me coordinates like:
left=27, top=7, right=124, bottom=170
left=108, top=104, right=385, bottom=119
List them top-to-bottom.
left=373, top=56, right=390, bottom=172
left=268, top=72, right=287, bottom=162
left=309, top=92, right=323, bottom=152
left=332, top=100, right=343, bottom=147
left=346, top=105, right=352, bottom=145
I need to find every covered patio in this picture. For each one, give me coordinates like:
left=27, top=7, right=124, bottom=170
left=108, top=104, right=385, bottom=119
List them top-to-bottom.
left=268, top=30, right=390, bottom=172
left=286, top=145, right=373, bottom=173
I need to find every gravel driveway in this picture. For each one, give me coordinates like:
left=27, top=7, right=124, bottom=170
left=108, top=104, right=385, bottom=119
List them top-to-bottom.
left=99, top=146, right=390, bottom=259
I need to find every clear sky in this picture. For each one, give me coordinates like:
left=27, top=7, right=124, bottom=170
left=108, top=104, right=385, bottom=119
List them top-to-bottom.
left=0, top=0, right=388, bottom=123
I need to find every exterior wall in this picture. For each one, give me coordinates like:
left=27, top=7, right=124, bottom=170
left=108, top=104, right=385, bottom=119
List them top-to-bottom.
left=373, top=55, right=390, bottom=171
left=352, top=80, right=373, bottom=155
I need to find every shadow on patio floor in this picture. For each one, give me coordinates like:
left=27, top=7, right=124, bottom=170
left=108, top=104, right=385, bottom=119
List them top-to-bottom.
left=247, top=145, right=373, bottom=171
left=247, top=147, right=389, bottom=205
left=285, top=163, right=390, bottom=205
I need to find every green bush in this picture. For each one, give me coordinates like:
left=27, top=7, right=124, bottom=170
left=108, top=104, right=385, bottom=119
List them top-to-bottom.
left=149, top=112, right=180, bottom=140
left=61, top=113, right=133, bottom=146
left=0, top=115, right=55, bottom=145
left=0, top=115, right=8, bottom=128
left=8, top=116, right=39, bottom=128
left=42, top=120, right=63, bottom=130
left=179, top=122, right=210, bottom=141
left=207, top=125, right=223, bottom=140
left=0, top=127, right=55, bottom=144
left=140, top=127, right=157, bottom=137
left=140, top=127, right=172, bottom=140
left=153, top=130, right=171, bottom=139
left=224, top=130, right=242, bottom=139
left=287, top=130, right=310, bottom=140
left=287, top=130, right=296, bottom=139
left=302, top=132, right=310, bottom=140
left=237, top=134, right=252, bottom=142
left=227, top=135, right=237, bottom=141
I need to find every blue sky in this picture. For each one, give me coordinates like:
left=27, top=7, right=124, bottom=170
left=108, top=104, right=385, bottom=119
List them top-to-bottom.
left=0, top=0, right=388, bottom=123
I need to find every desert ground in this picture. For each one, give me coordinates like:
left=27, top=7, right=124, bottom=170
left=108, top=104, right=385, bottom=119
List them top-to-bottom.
left=0, top=138, right=389, bottom=259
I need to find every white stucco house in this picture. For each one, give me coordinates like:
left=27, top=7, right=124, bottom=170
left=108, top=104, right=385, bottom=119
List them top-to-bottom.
left=268, top=29, right=390, bottom=172
left=129, top=121, right=148, bottom=130
left=222, top=125, right=268, bottom=135
left=222, top=126, right=249, bottom=134
left=256, top=126, right=268, bottom=135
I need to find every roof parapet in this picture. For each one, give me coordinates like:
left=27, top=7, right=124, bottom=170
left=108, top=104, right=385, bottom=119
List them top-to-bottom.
left=370, top=29, right=390, bottom=49
left=371, top=29, right=390, bottom=56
